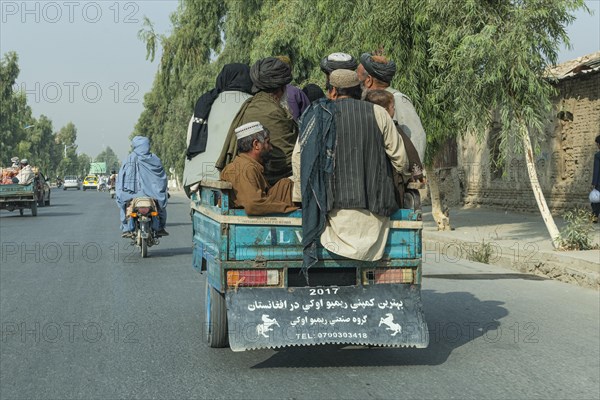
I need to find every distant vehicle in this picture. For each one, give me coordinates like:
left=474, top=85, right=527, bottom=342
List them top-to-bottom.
left=0, top=168, right=51, bottom=216
left=35, top=172, right=51, bottom=206
left=63, top=175, right=81, bottom=190
left=83, top=175, right=98, bottom=191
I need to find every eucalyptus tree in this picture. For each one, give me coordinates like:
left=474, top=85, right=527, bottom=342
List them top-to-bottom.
left=135, top=0, right=586, bottom=245
left=423, top=0, right=587, bottom=246
left=0, top=52, right=32, bottom=162
left=56, top=122, right=79, bottom=176
left=95, top=146, right=120, bottom=172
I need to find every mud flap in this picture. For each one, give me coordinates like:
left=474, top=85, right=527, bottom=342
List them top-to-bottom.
left=226, top=284, right=428, bottom=351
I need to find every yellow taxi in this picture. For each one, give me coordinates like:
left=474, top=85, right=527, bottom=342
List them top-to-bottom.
left=82, top=175, right=98, bottom=191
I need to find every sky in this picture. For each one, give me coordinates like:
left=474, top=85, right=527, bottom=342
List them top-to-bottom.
left=1, top=0, right=599, bottom=162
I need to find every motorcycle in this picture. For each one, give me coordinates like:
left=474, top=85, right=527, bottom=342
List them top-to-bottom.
left=98, top=182, right=107, bottom=192
left=127, top=197, right=160, bottom=258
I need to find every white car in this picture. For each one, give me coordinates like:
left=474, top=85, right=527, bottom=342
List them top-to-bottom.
left=63, top=176, right=81, bottom=190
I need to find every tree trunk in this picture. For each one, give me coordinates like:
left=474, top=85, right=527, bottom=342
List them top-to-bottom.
left=521, top=124, right=561, bottom=248
left=425, top=165, right=452, bottom=231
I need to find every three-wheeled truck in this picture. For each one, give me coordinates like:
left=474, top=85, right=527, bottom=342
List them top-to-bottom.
left=191, top=180, right=428, bottom=351
left=0, top=182, right=40, bottom=216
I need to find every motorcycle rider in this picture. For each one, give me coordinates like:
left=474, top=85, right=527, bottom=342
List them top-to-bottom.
left=116, top=136, right=169, bottom=238
left=108, top=170, right=117, bottom=189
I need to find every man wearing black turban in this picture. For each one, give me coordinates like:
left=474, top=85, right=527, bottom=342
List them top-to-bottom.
left=358, top=52, right=427, bottom=162
left=217, top=57, right=298, bottom=186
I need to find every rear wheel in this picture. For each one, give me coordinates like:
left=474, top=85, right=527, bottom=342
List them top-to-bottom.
left=63, top=187, right=67, bottom=191
left=45, top=194, right=50, bottom=206
left=31, top=201, right=37, bottom=216
left=19, top=209, right=24, bottom=216
left=205, top=278, right=228, bottom=348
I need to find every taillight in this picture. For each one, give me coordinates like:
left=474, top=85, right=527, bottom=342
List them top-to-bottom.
left=137, top=207, right=150, bottom=215
left=150, top=211, right=158, bottom=216
left=130, top=212, right=137, bottom=218
left=364, top=268, right=414, bottom=284
left=227, top=270, right=280, bottom=287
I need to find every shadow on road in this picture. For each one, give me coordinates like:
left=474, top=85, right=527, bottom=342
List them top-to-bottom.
left=36, top=212, right=84, bottom=217
left=166, top=222, right=192, bottom=227
left=145, top=246, right=192, bottom=258
left=423, top=273, right=547, bottom=281
left=251, top=290, right=507, bottom=368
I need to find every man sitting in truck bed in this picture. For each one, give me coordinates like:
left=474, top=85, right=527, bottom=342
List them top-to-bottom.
left=299, top=69, right=411, bottom=267
left=220, top=121, right=297, bottom=216
left=14, top=159, right=35, bottom=185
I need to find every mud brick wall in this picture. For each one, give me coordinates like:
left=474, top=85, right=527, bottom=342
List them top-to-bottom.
left=455, top=70, right=600, bottom=214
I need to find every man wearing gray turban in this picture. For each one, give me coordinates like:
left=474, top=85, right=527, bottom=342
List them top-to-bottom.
left=358, top=53, right=427, bottom=161
left=216, top=57, right=298, bottom=185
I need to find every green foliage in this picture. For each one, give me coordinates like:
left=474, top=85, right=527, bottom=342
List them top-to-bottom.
left=134, top=0, right=588, bottom=183
left=0, top=52, right=80, bottom=177
left=95, top=146, right=120, bottom=172
left=558, top=208, right=598, bottom=251
left=464, top=239, right=494, bottom=264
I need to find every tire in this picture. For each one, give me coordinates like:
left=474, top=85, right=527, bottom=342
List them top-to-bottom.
left=63, top=187, right=67, bottom=191
left=77, top=187, right=80, bottom=190
left=83, top=187, right=86, bottom=191
left=45, top=194, right=50, bottom=206
left=31, top=201, right=37, bottom=216
left=19, top=209, right=24, bottom=216
left=141, top=237, right=148, bottom=258
left=205, top=278, right=228, bottom=348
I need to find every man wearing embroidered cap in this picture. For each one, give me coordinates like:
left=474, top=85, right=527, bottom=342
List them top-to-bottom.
left=358, top=52, right=427, bottom=161
left=216, top=57, right=298, bottom=186
left=297, top=69, right=412, bottom=269
left=221, top=122, right=297, bottom=215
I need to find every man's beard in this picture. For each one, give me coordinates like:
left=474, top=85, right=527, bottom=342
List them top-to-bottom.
left=360, top=81, right=368, bottom=100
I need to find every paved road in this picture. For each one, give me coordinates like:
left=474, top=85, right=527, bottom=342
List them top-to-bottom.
left=1, top=190, right=598, bottom=399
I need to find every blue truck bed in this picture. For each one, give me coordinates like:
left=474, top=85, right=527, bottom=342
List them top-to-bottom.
left=190, top=180, right=428, bottom=351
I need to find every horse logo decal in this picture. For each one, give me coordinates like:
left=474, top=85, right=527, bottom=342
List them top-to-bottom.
left=379, top=313, right=402, bottom=336
left=256, top=314, right=280, bottom=338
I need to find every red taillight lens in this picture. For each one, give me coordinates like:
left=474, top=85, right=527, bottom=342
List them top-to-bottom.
left=137, top=207, right=150, bottom=215
left=365, top=268, right=414, bottom=284
left=227, top=270, right=280, bottom=287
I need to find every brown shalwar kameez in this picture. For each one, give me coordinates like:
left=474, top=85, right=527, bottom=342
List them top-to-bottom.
left=220, top=153, right=297, bottom=216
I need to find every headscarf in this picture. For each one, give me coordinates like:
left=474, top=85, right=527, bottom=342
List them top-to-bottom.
left=320, top=52, right=358, bottom=74
left=360, top=53, right=397, bottom=84
left=250, top=57, right=292, bottom=93
left=186, top=63, right=252, bottom=159
left=302, top=84, right=325, bottom=103
left=117, top=136, right=168, bottom=209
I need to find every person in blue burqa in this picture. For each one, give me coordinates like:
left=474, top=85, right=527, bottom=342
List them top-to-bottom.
left=116, top=136, right=169, bottom=238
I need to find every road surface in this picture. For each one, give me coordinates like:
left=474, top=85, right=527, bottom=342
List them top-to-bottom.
left=1, top=190, right=598, bottom=399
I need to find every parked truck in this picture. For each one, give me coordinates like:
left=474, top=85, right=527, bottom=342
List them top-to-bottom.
left=191, top=180, right=428, bottom=351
